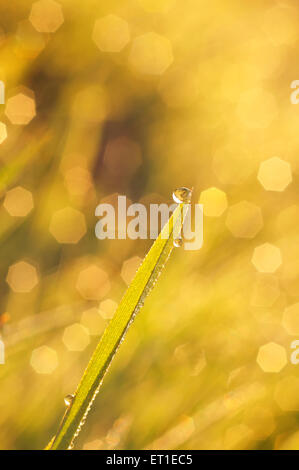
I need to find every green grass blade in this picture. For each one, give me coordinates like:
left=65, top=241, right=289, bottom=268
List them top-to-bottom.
left=0, top=134, right=50, bottom=195
left=49, top=202, right=187, bottom=450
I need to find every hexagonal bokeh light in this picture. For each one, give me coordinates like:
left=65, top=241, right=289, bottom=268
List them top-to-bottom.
left=29, top=0, right=64, bottom=33
left=92, top=15, right=130, bottom=53
left=129, top=32, right=173, bottom=75
left=5, top=92, right=36, bottom=125
left=258, top=157, right=292, bottom=192
left=64, top=167, right=93, bottom=196
left=3, top=186, right=34, bottom=217
left=199, top=187, right=228, bottom=217
left=49, top=207, right=87, bottom=244
left=251, top=243, right=282, bottom=273
left=121, top=256, right=142, bottom=285
left=6, top=261, right=39, bottom=293
left=76, top=265, right=110, bottom=300
left=99, top=299, right=118, bottom=320
left=282, top=303, right=299, bottom=336
left=81, top=308, right=106, bottom=336
left=62, top=323, right=90, bottom=351
left=257, top=342, right=287, bottom=373
left=30, top=346, right=58, bottom=374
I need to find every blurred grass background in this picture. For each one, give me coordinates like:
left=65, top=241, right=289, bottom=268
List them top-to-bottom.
left=1, top=0, right=299, bottom=450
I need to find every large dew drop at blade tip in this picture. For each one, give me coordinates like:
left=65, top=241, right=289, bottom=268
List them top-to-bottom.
left=172, top=187, right=192, bottom=204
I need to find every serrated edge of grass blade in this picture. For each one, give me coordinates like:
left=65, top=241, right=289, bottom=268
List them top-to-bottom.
left=49, top=202, right=188, bottom=450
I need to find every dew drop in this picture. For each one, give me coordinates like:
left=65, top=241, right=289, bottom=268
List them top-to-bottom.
left=172, top=187, right=192, bottom=204
left=173, top=238, right=183, bottom=247
left=64, top=394, right=75, bottom=407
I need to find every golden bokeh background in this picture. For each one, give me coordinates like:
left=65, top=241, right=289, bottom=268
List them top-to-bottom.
left=1, top=0, right=299, bottom=450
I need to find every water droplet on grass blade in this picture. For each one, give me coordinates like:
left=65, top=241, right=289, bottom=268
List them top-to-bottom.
left=172, top=187, right=192, bottom=204
left=174, top=238, right=183, bottom=247
left=64, top=394, right=74, bottom=407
